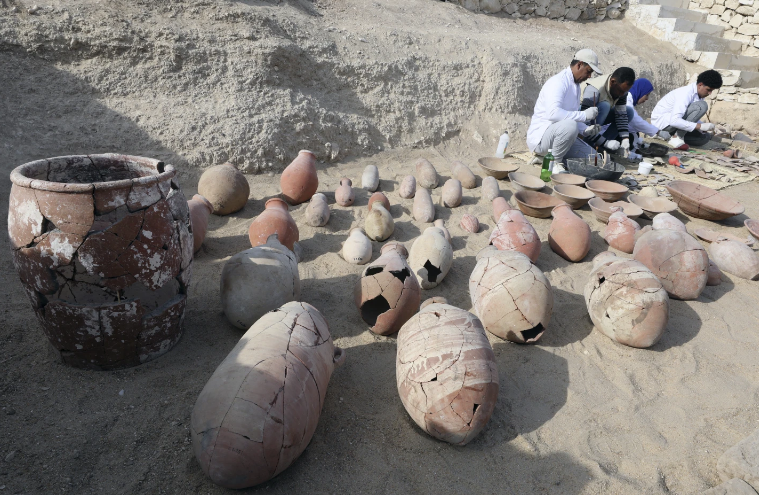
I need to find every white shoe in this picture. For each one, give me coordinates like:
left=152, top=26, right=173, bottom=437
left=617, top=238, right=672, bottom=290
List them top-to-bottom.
left=668, top=136, right=689, bottom=151
left=529, top=155, right=543, bottom=166
left=552, top=163, right=566, bottom=174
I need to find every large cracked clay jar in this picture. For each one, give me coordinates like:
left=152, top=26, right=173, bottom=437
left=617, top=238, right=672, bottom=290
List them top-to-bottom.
left=8, top=154, right=193, bottom=370
left=396, top=301, right=498, bottom=446
left=191, top=302, right=345, bottom=489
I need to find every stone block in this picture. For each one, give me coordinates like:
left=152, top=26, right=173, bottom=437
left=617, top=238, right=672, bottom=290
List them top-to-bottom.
left=481, top=0, right=502, bottom=12
left=702, top=0, right=716, bottom=7
left=716, top=0, right=726, bottom=5
left=727, top=0, right=741, bottom=8
left=738, top=0, right=754, bottom=4
left=690, top=1, right=701, bottom=8
left=504, top=2, right=518, bottom=13
left=519, top=2, right=537, bottom=13
left=711, top=4, right=727, bottom=14
left=737, top=5, right=758, bottom=14
left=566, top=6, right=582, bottom=18
left=723, top=9, right=736, bottom=21
left=731, top=13, right=746, bottom=26
left=739, top=21, right=759, bottom=32
left=722, top=85, right=738, bottom=93
left=738, top=93, right=759, bottom=103
left=718, top=429, right=759, bottom=489
left=703, top=479, right=758, bottom=495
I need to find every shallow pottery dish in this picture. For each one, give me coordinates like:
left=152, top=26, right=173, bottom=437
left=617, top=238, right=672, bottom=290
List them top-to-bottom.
left=477, top=156, right=520, bottom=179
left=566, top=158, right=625, bottom=181
left=508, top=172, right=545, bottom=192
left=550, top=173, right=587, bottom=188
left=586, top=180, right=629, bottom=201
left=666, top=180, right=744, bottom=220
left=552, top=184, right=595, bottom=209
left=514, top=190, right=566, bottom=218
left=627, top=194, right=678, bottom=219
left=588, top=197, right=643, bottom=224
left=746, top=219, right=759, bottom=240
left=693, top=227, right=754, bottom=246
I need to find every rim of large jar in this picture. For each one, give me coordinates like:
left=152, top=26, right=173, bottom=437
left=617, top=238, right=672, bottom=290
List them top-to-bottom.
left=9, top=153, right=176, bottom=193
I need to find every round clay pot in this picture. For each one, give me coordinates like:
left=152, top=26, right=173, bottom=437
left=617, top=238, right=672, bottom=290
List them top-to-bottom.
left=280, top=150, right=318, bottom=205
left=8, top=154, right=193, bottom=370
left=415, top=158, right=438, bottom=189
left=450, top=161, right=476, bottom=189
left=198, top=162, right=250, bottom=215
left=362, top=165, right=379, bottom=191
left=399, top=175, right=416, bottom=199
left=481, top=176, right=500, bottom=202
left=335, top=178, right=355, bottom=206
left=442, top=179, right=463, bottom=208
left=413, top=187, right=435, bottom=223
left=368, top=192, right=391, bottom=212
left=304, top=193, right=330, bottom=227
left=188, top=194, right=213, bottom=253
left=492, top=197, right=512, bottom=222
left=248, top=198, right=299, bottom=251
left=365, top=203, right=394, bottom=241
left=549, top=203, right=591, bottom=262
left=604, top=207, right=640, bottom=254
left=489, top=209, right=541, bottom=263
left=460, top=214, right=479, bottom=233
left=408, top=227, right=453, bottom=289
left=342, top=228, right=372, bottom=265
left=220, top=235, right=300, bottom=329
left=709, top=238, right=759, bottom=280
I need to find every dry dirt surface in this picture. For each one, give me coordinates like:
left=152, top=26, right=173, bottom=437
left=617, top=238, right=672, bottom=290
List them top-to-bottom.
left=2, top=0, right=759, bottom=494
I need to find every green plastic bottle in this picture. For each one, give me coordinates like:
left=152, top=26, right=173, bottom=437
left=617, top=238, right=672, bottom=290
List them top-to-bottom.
left=540, top=149, right=554, bottom=182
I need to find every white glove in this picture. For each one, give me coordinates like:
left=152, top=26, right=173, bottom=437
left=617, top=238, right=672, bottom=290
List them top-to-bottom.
left=583, top=107, right=599, bottom=121
left=700, top=123, right=715, bottom=132
left=583, top=125, right=601, bottom=138
left=657, top=129, right=671, bottom=140
left=621, top=138, right=630, bottom=153
left=604, top=140, right=620, bottom=151
left=628, top=151, right=642, bottom=161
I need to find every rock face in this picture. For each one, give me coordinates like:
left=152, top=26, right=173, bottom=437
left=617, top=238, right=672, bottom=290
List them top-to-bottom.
left=280, top=150, right=318, bottom=205
left=7, top=154, right=193, bottom=369
left=415, top=158, right=438, bottom=189
left=198, top=162, right=250, bottom=215
left=304, top=193, right=330, bottom=227
left=548, top=203, right=590, bottom=262
left=604, top=207, right=640, bottom=254
left=489, top=209, right=541, bottom=263
left=408, top=227, right=453, bottom=289
left=633, top=229, right=709, bottom=300
left=220, top=235, right=300, bottom=330
left=710, top=238, right=759, bottom=280
left=354, top=242, right=421, bottom=335
left=469, top=249, right=552, bottom=344
left=584, top=252, right=669, bottom=348
left=396, top=301, right=498, bottom=446
left=191, top=302, right=345, bottom=489
left=717, top=428, right=759, bottom=492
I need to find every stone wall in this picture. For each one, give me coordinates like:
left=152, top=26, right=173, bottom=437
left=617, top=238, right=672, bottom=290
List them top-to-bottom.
left=446, top=0, right=628, bottom=21
left=696, top=0, right=759, bottom=56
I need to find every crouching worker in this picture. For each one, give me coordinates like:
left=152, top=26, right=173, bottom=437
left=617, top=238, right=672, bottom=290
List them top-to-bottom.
left=526, top=49, right=602, bottom=172
left=580, top=67, right=636, bottom=156
left=651, top=69, right=722, bottom=150
left=626, top=78, right=671, bottom=152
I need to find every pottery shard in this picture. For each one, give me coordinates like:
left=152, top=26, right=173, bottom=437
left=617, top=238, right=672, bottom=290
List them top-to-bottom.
left=415, top=158, right=438, bottom=189
left=399, top=175, right=416, bottom=199
left=128, top=180, right=163, bottom=211
left=94, top=183, right=130, bottom=215
left=7, top=185, right=44, bottom=249
left=166, top=186, right=191, bottom=223
left=34, top=188, right=94, bottom=237
left=78, top=210, right=145, bottom=280
left=488, top=210, right=541, bottom=263
left=460, top=214, right=479, bottom=233
left=36, top=231, right=83, bottom=267
left=710, top=239, right=759, bottom=280
left=12, top=247, right=59, bottom=295
left=469, top=249, right=553, bottom=344
left=584, top=252, right=669, bottom=348
left=139, top=295, right=186, bottom=349
left=40, top=299, right=102, bottom=353
left=100, top=300, right=144, bottom=366
left=396, top=303, right=498, bottom=446
left=717, top=428, right=759, bottom=492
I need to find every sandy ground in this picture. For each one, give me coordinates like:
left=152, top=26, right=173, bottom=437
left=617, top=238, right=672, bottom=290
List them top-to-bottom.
left=2, top=0, right=759, bottom=494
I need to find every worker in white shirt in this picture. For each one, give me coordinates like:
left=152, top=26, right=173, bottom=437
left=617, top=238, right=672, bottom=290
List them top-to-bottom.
left=526, top=49, right=603, bottom=170
left=650, top=70, right=722, bottom=151
left=625, top=78, right=671, bottom=152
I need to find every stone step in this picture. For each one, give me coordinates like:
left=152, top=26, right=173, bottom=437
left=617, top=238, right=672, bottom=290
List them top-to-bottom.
left=630, top=0, right=690, bottom=8
left=656, top=4, right=708, bottom=22
left=671, top=18, right=725, bottom=35
left=669, top=31, right=745, bottom=54
left=699, top=52, right=759, bottom=71
left=718, top=69, right=759, bottom=88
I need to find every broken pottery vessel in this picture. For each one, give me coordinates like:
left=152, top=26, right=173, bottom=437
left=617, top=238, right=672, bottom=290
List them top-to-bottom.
left=280, top=150, right=318, bottom=205
left=8, top=154, right=193, bottom=369
left=415, top=158, right=438, bottom=189
left=450, top=161, right=476, bottom=189
left=198, top=162, right=250, bottom=215
left=362, top=165, right=379, bottom=192
left=399, top=175, right=416, bottom=199
left=481, top=176, right=500, bottom=202
left=335, top=178, right=355, bottom=206
left=442, top=179, right=463, bottom=208
left=413, top=187, right=435, bottom=223
left=368, top=192, right=391, bottom=212
left=304, top=193, right=330, bottom=227
left=188, top=194, right=213, bottom=254
left=492, top=197, right=512, bottom=222
left=248, top=198, right=299, bottom=251
left=365, top=203, right=394, bottom=241
left=549, top=203, right=591, bottom=262
left=604, top=207, right=640, bottom=254
left=488, top=209, right=541, bottom=263
left=652, top=212, right=686, bottom=232
left=460, top=214, right=479, bottom=233
left=433, top=219, right=451, bottom=243
left=635, top=225, right=652, bottom=243
left=408, top=227, right=453, bottom=289
left=342, top=228, right=372, bottom=265
left=633, top=229, right=708, bottom=300
left=221, top=235, right=300, bottom=329
left=709, top=238, right=759, bottom=280
left=354, top=242, right=421, bottom=335
left=470, top=249, right=553, bottom=344
left=584, top=252, right=669, bottom=348
left=707, top=260, right=723, bottom=286
left=420, top=296, right=447, bottom=310
left=191, top=302, right=345, bottom=489
left=396, top=302, right=498, bottom=446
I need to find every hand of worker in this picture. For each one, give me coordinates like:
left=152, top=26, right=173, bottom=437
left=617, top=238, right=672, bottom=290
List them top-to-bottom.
left=583, top=107, right=599, bottom=122
left=700, top=123, right=715, bottom=132
left=583, top=125, right=601, bottom=138
left=657, top=129, right=671, bottom=140
left=621, top=138, right=630, bottom=153
left=604, top=140, right=620, bottom=151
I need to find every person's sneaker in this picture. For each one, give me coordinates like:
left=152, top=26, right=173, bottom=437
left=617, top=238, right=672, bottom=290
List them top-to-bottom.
left=668, top=136, right=689, bottom=151
left=529, top=155, right=543, bottom=166
left=552, top=162, right=567, bottom=174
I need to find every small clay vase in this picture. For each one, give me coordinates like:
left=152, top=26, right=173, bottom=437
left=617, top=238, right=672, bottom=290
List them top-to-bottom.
left=280, top=150, right=318, bottom=205
left=415, top=158, right=438, bottom=189
left=450, top=161, right=476, bottom=189
left=198, top=162, right=250, bottom=215
left=362, top=165, right=379, bottom=191
left=399, top=175, right=416, bottom=199
left=482, top=176, right=500, bottom=202
left=335, top=178, right=355, bottom=206
left=442, top=179, right=463, bottom=208
left=413, top=187, right=435, bottom=223
left=368, top=192, right=391, bottom=212
left=305, top=193, right=330, bottom=227
left=188, top=194, right=213, bottom=253
left=492, top=197, right=512, bottom=222
left=248, top=198, right=299, bottom=251
left=365, top=203, right=394, bottom=241
left=548, top=203, right=591, bottom=262
left=604, top=207, right=640, bottom=254
left=489, top=209, right=541, bottom=263
left=652, top=212, right=686, bottom=232
left=460, top=214, right=479, bottom=233
left=433, top=219, right=451, bottom=243
left=408, top=227, right=453, bottom=289
left=342, top=228, right=372, bottom=265
left=709, top=238, right=759, bottom=280
left=707, top=260, right=722, bottom=286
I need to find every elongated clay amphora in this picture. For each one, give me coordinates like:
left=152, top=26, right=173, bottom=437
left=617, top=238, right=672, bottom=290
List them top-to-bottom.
left=280, top=150, right=318, bottom=205
left=548, top=203, right=591, bottom=262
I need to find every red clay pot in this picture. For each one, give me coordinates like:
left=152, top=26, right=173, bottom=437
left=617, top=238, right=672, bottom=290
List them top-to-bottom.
left=280, top=150, right=318, bottom=205
left=335, top=178, right=354, bottom=206
left=368, top=192, right=391, bottom=212
left=188, top=194, right=213, bottom=253
left=248, top=198, right=299, bottom=251
left=548, top=203, right=591, bottom=262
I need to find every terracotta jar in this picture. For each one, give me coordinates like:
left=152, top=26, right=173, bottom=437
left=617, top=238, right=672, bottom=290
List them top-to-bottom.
left=280, top=150, right=318, bottom=205
left=8, top=154, right=193, bottom=369
left=415, top=158, right=438, bottom=189
left=450, top=161, right=476, bottom=189
left=198, top=162, right=250, bottom=215
left=399, top=175, right=416, bottom=199
left=482, top=176, right=499, bottom=202
left=335, top=178, right=355, bottom=206
left=441, top=179, right=462, bottom=208
left=413, top=187, right=435, bottom=223
left=368, top=191, right=391, bottom=212
left=304, top=193, right=330, bottom=227
left=188, top=194, right=213, bottom=253
left=492, top=197, right=512, bottom=222
left=248, top=198, right=299, bottom=251
left=365, top=203, right=394, bottom=241
left=549, top=203, right=591, bottom=262
left=604, top=207, right=640, bottom=254
left=489, top=209, right=541, bottom=263
left=460, top=214, right=479, bottom=233
left=408, top=227, right=453, bottom=289
left=342, top=228, right=372, bottom=265
left=709, top=238, right=759, bottom=280
left=354, top=242, right=421, bottom=336
left=396, top=301, right=498, bottom=446
left=192, top=302, right=345, bottom=489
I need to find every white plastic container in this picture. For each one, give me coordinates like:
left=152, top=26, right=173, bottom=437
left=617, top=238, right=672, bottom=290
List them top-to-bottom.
left=495, top=132, right=510, bottom=158
left=638, top=161, right=654, bottom=175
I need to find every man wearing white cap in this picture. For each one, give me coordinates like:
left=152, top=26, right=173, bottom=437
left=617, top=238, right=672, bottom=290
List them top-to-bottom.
left=526, top=49, right=603, bottom=169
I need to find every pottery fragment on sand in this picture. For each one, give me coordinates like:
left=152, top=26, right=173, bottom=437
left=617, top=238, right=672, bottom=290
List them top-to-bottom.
left=280, top=150, right=318, bottom=205
left=415, top=158, right=438, bottom=189
left=450, top=161, right=477, bottom=189
left=198, top=162, right=250, bottom=215
left=362, top=165, right=380, bottom=192
left=399, top=175, right=416, bottom=199
left=481, top=176, right=500, bottom=202
left=335, top=178, right=355, bottom=206
left=413, top=187, right=435, bottom=223
left=304, top=193, right=330, bottom=227
left=188, top=194, right=213, bottom=253
left=248, top=198, right=299, bottom=251
left=548, top=203, right=590, bottom=262
left=604, top=207, right=640, bottom=254
left=488, top=209, right=541, bottom=263
left=460, top=214, right=479, bottom=233
left=408, top=227, right=453, bottom=289
left=342, top=228, right=372, bottom=265
left=709, top=238, right=759, bottom=280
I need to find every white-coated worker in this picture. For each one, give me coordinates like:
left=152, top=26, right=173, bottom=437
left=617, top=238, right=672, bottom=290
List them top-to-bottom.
left=526, top=49, right=604, bottom=169
left=651, top=69, right=723, bottom=151
left=625, top=78, right=671, bottom=154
